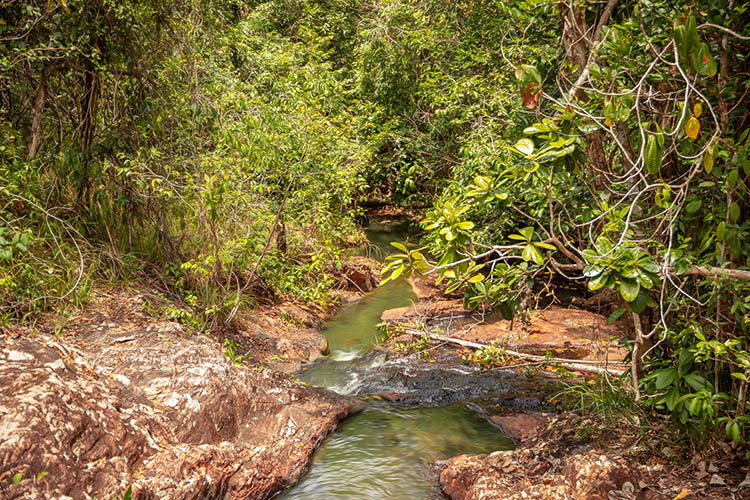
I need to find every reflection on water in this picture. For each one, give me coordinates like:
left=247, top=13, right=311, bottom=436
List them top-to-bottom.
left=277, top=219, right=513, bottom=499
left=279, top=402, right=512, bottom=500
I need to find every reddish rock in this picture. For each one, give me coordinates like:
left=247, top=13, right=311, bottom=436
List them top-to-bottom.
left=338, top=256, right=381, bottom=292
left=380, top=299, right=474, bottom=322
left=0, top=322, right=362, bottom=500
left=378, top=392, right=406, bottom=402
left=489, top=412, right=549, bottom=444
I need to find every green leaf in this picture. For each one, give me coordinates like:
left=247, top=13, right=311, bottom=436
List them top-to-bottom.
left=694, top=43, right=717, bottom=77
left=645, top=134, right=663, bottom=175
left=512, top=138, right=534, bottom=156
left=686, top=200, right=702, bottom=214
left=729, top=202, right=740, bottom=223
left=457, top=221, right=474, bottom=230
left=716, top=221, right=726, bottom=242
left=518, top=227, right=534, bottom=240
left=390, top=242, right=408, bottom=253
left=534, top=242, right=557, bottom=250
left=529, top=245, right=544, bottom=265
left=588, top=271, right=610, bottom=291
left=467, top=274, right=484, bottom=283
left=619, top=277, right=640, bottom=302
left=629, top=288, right=652, bottom=314
left=606, top=308, right=628, bottom=325
left=678, top=351, right=693, bottom=377
left=656, top=368, right=677, bottom=390
left=684, top=373, right=711, bottom=392
left=665, top=386, right=681, bottom=411
left=13, top=472, right=22, bottom=484
left=123, top=485, right=133, bottom=500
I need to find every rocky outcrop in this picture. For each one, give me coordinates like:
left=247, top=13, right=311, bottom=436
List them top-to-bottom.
left=0, top=318, right=362, bottom=499
left=488, top=412, right=549, bottom=444
left=439, top=413, right=749, bottom=500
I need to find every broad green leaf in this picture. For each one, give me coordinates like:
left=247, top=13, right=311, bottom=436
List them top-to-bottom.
left=512, top=138, right=534, bottom=156
left=686, top=200, right=702, bottom=214
left=457, top=221, right=474, bottom=230
left=529, top=245, right=544, bottom=265
left=588, top=271, right=609, bottom=291
left=619, top=277, right=640, bottom=302
left=678, top=351, right=693, bottom=377
left=656, top=367, right=677, bottom=390
left=684, top=373, right=711, bottom=392
left=665, top=386, right=681, bottom=411
left=13, top=472, right=22, bottom=484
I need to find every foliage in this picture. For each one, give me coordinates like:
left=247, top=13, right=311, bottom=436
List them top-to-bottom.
left=0, top=0, right=370, bottom=326
left=382, top=0, right=750, bottom=447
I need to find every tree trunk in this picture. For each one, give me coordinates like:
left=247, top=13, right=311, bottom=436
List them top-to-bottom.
left=26, top=66, right=50, bottom=161
left=78, top=67, right=100, bottom=200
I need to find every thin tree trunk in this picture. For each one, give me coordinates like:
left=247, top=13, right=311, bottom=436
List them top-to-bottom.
left=26, top=66, right=50, bottom=161
left=78, top=67, right=100, bottom=200
left=631, top=312, right=644, bottom=401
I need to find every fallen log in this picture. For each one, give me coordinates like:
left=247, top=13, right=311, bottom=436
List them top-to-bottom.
left=402, top=328, right=628, bottom=376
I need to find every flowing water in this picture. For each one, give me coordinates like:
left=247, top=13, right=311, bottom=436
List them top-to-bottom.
left=277, top=219, right=515, bottom=499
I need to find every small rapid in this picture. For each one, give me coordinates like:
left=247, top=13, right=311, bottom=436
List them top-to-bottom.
left=277, top=220, right=516, bottom=499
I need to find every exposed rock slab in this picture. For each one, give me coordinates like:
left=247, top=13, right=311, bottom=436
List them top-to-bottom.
left=380, top=299, right=474, bottom=322
left=458, top=306, right=627, bottom=364
left=0, top=319, right=362, bottom=499
left=488, top=412, right=549, bottom=444
left=439, top=413, right=749, bottom=500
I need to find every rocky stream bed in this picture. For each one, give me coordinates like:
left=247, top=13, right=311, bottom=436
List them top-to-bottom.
left=2, top=220, right=749, bottom=499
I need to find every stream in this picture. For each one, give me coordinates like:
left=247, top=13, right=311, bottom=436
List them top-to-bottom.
left=277, top=220, right=517, bottom=499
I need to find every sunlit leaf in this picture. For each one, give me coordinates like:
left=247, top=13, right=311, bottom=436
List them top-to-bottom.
left=684, top=116, right=700, bottom=139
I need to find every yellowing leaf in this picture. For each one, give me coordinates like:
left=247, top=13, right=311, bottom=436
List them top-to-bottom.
left=693, top=102, right=702, bottom=118
left=685, top=116, right=700, bottom=139
left=604, top=117, right=612, bottom=127
left=703, top=143, right=714, bottom=174
left=671, top=490, right=692, bottom=500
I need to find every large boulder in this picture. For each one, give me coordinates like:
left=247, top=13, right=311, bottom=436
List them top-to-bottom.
left=0, top=321, right=361, bottom=499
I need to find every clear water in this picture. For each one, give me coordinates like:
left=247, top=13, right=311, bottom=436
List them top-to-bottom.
left=277, top=221, right=514, bottom=499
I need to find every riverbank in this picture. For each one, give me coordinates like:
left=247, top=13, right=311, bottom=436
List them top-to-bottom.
left=0, top=256, right=380, bottom=499
left=379, top=274, right=750, bottom=500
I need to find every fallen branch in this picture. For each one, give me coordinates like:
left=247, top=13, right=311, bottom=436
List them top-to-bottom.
left=402, top=328, right=627, bottom=376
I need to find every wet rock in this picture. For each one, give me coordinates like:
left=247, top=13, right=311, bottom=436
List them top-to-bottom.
left=0, top=325, right=361, bottom=500
left=378, top=392, right=406, bottom=402
left=488, top=412, right=549, bottom=444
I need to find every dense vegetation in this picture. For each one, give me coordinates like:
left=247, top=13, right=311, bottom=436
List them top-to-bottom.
left=2, top=0, right=749, bottom=449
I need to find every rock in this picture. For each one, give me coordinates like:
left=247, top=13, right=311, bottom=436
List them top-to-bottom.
left=338, top=257, right=381, bottom=292
left=381, top=299, right=473, bottom=322
left=0, top=326, right=361, bottom=500
left=378, top=392, right=406, bottom=402
left=488, top=412, right=549, bottom=444
left=710, top=474, right=727, bottom=486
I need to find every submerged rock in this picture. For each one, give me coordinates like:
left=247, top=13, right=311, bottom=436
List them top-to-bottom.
left=0, top=323, right=362, bottom=500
